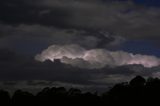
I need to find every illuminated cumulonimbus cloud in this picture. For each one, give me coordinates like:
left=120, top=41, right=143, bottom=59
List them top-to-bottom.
left=35, top=44, right=160, bottom=69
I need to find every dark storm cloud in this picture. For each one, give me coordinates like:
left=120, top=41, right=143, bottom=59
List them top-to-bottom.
left=0, top=0, right=70, bottom=28
left=1, top=0, right=160, bottom=39
left=0, top=24, right=123, bottom=55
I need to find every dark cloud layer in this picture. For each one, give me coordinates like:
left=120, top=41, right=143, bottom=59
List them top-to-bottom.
left=0, top=0, right=160, bottom=39
left=0, top=0, right=70, bottom=27
left=0, top=24, right=124, bottom=55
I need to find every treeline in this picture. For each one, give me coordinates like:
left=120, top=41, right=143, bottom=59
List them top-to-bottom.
left=1, top=76, right=160, bottom=105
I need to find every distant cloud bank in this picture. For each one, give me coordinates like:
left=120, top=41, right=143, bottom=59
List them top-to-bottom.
left=35, top=44, right=160, bottom=69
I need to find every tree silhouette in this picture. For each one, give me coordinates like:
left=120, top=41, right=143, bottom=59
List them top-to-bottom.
left=0, top=76, right=160, bottom=105
left=130, top=76, right=146, bottom=87
left=0, top=90, right=11, bottom=105
left=12, top=90, right=34, bottom=106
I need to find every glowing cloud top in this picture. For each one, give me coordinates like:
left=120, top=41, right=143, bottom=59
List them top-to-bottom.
left=35, top=44, right=160, bottom=69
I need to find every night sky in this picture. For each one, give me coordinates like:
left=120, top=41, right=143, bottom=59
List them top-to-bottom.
left=0, top=0, right=160, bottom=93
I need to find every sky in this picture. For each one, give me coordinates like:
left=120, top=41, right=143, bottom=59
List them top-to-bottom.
left=0, top=0, right=160, bottom=93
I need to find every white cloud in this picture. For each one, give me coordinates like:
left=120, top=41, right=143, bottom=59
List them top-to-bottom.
left=35, top=44, right=160, bottom=69
left=35, top=44, right=85, bottom=62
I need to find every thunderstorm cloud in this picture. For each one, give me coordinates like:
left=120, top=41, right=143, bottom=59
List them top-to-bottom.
left=1, top=0, right=160, bottom=92
left=35, top=44, right=160, bottom=69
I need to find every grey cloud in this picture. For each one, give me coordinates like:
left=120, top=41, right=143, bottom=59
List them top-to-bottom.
left=0, top=0, right=70, bottom=28
left=1, top=0, right=160, bottom=39
left=36, top=0, right=160, bottom=39
left=0, top=24, right=122, bottom=55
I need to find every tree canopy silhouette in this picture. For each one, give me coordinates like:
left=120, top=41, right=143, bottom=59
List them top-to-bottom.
left=0, top=76, right=160, bottom=105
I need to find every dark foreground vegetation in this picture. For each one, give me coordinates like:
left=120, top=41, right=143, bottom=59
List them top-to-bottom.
left=1, top=76, right=160, bottom=105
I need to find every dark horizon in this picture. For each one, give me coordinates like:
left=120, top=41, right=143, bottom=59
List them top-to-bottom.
left=0, top=76, right=160, bottom=105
